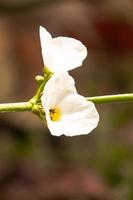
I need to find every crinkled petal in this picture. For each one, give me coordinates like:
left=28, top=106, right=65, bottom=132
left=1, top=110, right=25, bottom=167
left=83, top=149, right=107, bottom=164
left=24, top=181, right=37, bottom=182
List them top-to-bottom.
left=39, top=26, right=87, bottom=72
left=44, top=37, right=87, bottom=72
left=47, top=94, right=99, bottom=136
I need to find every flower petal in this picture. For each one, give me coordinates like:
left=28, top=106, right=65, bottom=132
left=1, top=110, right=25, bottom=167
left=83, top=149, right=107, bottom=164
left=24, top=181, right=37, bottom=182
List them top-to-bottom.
left=40, top=26, right=52, bottom=64
left=39, top=27, right=87, bottom=72
left=41, top=72, right=77, bottom=109
left=41, top=72, right=99, bottom=137
left=47, top=94, right=99, bottom=136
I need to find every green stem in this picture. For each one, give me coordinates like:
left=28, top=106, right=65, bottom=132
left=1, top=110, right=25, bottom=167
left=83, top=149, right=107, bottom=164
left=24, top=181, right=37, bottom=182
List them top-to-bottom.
left=30, top=73, right=52, bottom=104
left=31, top=81, right=45, bottom=104
left=0, top=93, right=132, bottom=114
left=87, top=93, right=133, bottom=104
left=0, top=102, right=32, bottom=113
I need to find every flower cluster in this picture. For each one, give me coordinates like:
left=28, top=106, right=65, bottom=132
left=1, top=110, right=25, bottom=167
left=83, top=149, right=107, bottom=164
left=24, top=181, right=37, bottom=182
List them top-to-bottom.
left=40, top=26, right=99, bottom=136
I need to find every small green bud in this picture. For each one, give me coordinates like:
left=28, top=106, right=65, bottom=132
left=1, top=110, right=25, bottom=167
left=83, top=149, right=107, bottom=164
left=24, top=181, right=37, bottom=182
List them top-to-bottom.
left=43, top=66, right=53, bottom=76
left=35, top=75, right=44, bottom=85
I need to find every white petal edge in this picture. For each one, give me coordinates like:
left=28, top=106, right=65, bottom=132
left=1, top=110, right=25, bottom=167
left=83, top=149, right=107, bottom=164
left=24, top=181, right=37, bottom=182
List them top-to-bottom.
left=39, top=26, right=87, bottom=72
left=40, top=26, right=52, bottom=64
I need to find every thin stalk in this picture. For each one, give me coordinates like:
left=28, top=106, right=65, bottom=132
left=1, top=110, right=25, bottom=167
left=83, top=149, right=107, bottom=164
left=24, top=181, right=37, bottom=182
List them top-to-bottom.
left=30, top=73, right=51, bottom=104
left=0, top=93, right=132, bottom=114
left=87, top=93, right=133, bottom=104
left=0, top=102, right=32, bottom=113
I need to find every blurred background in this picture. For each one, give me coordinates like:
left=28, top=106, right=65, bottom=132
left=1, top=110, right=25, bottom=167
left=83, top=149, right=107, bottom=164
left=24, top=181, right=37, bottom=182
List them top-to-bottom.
left=0, top=0, right=133, bottom=199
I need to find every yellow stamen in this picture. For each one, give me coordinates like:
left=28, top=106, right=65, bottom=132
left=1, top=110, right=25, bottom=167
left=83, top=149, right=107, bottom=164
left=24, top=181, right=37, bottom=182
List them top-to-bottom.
left=49, top=108, right=61, bottom=121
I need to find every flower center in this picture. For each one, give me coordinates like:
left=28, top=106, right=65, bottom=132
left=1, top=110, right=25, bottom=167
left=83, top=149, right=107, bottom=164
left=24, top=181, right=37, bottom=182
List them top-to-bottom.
left=49, top=108, right=61, bottom=121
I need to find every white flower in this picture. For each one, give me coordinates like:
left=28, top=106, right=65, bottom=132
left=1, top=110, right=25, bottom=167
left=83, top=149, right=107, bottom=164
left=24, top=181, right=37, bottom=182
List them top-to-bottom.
left=39, top=26, right=87, bottom=73
left=41, top=72, right=99, bottom=136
